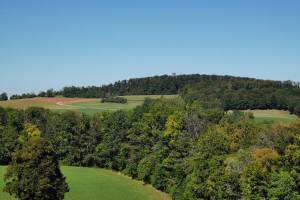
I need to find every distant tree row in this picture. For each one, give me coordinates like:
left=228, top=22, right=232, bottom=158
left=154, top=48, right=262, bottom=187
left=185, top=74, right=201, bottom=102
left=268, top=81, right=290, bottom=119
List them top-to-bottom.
left=10, top=89, right=58, bottom=100
left=101, top=96, right=128, bottom=104
left=1, top=97, right=300, bottom=199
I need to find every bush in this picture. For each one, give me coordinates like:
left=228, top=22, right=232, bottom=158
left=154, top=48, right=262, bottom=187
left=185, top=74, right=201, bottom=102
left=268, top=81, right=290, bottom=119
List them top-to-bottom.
left=101, top=96, right=127, bottom=104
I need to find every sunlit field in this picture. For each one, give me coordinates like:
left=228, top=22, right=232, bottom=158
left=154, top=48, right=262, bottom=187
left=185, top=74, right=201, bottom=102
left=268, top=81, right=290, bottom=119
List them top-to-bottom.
left=0, top=95, right=178, bottom=115
left=245, top=109, right=299, bottom=124
left=0, top=166, right=170, bottom=200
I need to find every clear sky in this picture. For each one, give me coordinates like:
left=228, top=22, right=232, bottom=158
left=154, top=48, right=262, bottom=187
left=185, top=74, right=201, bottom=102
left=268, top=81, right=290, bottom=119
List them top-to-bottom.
left=0, top=0, right=299, bottom=95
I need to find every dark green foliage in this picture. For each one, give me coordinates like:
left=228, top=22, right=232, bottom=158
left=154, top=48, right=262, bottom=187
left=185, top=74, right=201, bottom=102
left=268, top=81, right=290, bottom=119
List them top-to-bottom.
left=18, top=74, right=294, bottom=103
left=61, top=74, right=183, bottom=97
left=180, top=75, right=300, bottom=116
left=10, top=89, right=59, bottom=100
left=0, top=93, right=8, bottom=101
left=10, top=93, right=37, bottom=100
left=1, top=94, right=300, bottom=199
left=101, top=96, right=128, bottom=104
left=0, top=107, right=8, bottom=126
left=25, top=107, right=49, bottom=133
left=95, top=110, right=130, bottom=170
left=44, top=111, right=101, bottom=166
left=0, top=127, right=19, bottom=165
left=4, top=137, right=69, bottom=200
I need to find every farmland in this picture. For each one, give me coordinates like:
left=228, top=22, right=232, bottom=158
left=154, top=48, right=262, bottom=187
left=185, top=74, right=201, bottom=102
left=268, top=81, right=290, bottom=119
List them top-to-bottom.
left=0, top=95, right=178, bottom=115
left=0, top=95, right=298, bottom=123
left=0, top=166, right=170, bottom=200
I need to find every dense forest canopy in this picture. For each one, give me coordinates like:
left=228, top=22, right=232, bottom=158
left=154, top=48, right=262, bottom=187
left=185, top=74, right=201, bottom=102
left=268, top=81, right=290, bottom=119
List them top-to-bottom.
left=8, top=74, right=300, bottom=116
left=60, top=74, right=300, bottom=98
left=1, top=97, right=300, bottom=199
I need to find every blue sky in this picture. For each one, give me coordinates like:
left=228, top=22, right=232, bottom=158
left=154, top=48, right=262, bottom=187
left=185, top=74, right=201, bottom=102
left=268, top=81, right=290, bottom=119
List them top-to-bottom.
left=0, top=0, right=299, bottom=95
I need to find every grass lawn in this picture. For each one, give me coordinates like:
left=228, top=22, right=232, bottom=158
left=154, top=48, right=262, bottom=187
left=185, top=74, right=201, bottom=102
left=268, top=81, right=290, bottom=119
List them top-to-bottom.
left=244, top=109, right=299, bottom=124
left=0, top=166, right=170, bottom=200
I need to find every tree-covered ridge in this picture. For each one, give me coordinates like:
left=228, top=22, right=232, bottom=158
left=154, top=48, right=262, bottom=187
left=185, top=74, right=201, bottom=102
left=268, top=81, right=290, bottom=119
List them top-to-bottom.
left=10, top=74, right=300, bottom=116
left=10, top=74, right=300, bottom=98
left=60, top=74, right=300, bottom=98
left=1, top=97, right=300, bottom=199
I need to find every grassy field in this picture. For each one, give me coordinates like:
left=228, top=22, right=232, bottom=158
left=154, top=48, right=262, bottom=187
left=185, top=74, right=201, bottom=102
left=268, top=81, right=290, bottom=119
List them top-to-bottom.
left=0, top=95, right=178, bottom=115
left=65, top=95, right=177, bottom=115
left=1, top=96, right=298, bottom=124
left=244, top=109, right=299, bottom=124
left=0, top=166, right=170, bottom=200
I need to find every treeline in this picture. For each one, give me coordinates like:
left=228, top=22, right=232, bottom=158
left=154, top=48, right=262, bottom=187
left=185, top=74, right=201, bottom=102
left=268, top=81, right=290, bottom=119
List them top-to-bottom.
left=10, top=89, right=58, bottom=100
left=1, top=97, right=300, bottom=199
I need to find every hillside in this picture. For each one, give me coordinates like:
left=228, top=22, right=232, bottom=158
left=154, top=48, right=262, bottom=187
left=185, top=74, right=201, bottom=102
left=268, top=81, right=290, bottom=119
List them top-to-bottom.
left=9, top=74, right=300, bottom=117
left=60, top=74, right=300, bottom=98
left=0, top=95, right=177, bottom=115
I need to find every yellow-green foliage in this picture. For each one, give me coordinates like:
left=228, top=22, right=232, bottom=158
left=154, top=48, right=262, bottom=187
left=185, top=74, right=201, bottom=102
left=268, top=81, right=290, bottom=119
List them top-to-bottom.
left=164, top=111, right=185, bottom=139
left=25, top=123, right=41, bottom=138
left=18, top=124, right=41, bottom=144
left=251, top=148, right=280, bottom=171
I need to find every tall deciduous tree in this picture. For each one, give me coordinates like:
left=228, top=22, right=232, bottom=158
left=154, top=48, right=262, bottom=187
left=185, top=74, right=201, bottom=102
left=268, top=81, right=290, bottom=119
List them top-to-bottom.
left=0, top=93, right=8, bottom=101
left=3, top=127, right=69, bottom=200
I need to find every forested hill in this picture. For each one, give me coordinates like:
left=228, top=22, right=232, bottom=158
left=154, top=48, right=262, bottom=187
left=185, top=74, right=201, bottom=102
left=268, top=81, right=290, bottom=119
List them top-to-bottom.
left=9, top=74, right=300, bottom=116
left=60, top=74, right=300, bottom=116
left=61, top=74, right=300, bottom=98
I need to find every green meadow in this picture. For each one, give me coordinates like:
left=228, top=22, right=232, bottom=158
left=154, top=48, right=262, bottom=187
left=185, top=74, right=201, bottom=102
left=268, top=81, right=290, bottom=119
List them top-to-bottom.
left=61, top=95, right=178, bottom=115
left=245, top=109, right=299, bottom=124
left=0, top=166, right=170, bottom=200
